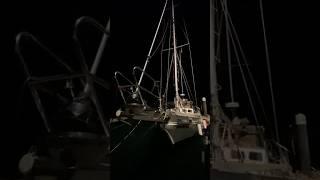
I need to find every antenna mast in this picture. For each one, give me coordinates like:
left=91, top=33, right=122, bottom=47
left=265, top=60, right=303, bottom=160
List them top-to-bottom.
left=171, top=0, right=180, bottom=107
left=210, top=0, right=219, bottom=116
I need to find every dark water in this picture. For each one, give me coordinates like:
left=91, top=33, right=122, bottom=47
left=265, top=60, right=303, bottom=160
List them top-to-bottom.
left=111, top=122, right=209, bottom=180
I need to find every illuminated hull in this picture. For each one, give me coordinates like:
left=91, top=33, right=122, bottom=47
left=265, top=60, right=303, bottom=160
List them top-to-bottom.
left=161, top=108, right=204, bottom=144
left=162, top=124, right=198, bottom=144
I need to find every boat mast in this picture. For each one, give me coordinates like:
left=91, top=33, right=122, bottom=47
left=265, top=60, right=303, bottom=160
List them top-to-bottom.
left=171, top=0, right=180, bottom=107
left=210, top=0, right=220, bottom=116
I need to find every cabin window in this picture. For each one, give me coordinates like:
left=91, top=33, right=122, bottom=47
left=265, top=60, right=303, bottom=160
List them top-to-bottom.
left=188, top=109, right=193, bottom=113
left=249, top=152, right=263, bottom=161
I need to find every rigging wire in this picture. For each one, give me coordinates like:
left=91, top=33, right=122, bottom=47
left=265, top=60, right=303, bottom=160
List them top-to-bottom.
left=137, top=0, right=169, bottom=89
left=219, top=0, right=260, bottom=126
left=220, top=0, right=282, bottom=143
left=222, top=0, right=235, bottom=103
left=259, top=0, right=280, bottom=143
left=160, top=5, right=199, bottom=108
left=227, top=12, right=272, bottom=134
left=183, top=20, right=198, bottom=107
left=157, top=21, right=171, bottom=109
left=150, top=22, right=170, bottom=58
left=164, top=22, right=173, bottom=107
left=228, top=27, right=260, bottom=128
left=160, top=29, right=165, bottom=110
left=179, top=50, right=184, bottom=95
left=164, top=56, right=174, bottom=107
left=178, top=57, right=190, bottom=99
left=180, top=64, right=195, bottom=102
left=111, top=120, right=142, bottom=153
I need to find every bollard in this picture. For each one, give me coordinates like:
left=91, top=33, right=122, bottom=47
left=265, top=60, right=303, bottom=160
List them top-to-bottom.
left=295, top=113, right=311, bottom=173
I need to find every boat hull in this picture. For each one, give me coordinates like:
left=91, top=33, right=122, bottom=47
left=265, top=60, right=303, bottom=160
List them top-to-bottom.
left=162, top=125, right=197, bottom=144
left=210, top=169, right=294, bottom=180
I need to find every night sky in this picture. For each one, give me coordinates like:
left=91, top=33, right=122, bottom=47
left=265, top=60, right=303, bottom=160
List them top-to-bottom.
left=1, top=0, right=320, bottom=179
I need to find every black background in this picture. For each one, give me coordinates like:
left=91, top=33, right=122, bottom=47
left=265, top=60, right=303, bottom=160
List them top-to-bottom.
left=1, top=0, right=319, bottom=179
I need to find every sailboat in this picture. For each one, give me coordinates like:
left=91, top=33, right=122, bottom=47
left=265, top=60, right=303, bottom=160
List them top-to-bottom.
left=114, top=0, right=209, bottom=145
left=208, top=0, right=320, bottom=179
